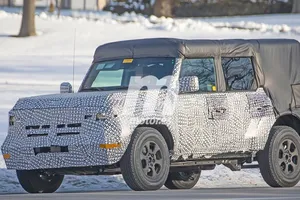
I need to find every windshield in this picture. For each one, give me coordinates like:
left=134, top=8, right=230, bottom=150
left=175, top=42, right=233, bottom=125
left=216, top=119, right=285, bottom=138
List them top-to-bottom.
left=81, top=57, right=176, bottom=91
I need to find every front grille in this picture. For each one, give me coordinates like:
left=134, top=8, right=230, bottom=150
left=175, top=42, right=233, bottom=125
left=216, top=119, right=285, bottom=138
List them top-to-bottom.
left=24, top=122, right=82, bottom=138
left=57, top=123, right=82, bottom=128
left=67, top=123, right=81, bottom=128
left=57, top=124, right=65, bottom=128
left=25, top=125, right=40, bottom=130
left=26, top=125, right=50, bottom=130
left=41, top=125, right=50, bottom=129
left=57, top=132, right=80, bottom=136
left=27, top=133, right=48, bottom=137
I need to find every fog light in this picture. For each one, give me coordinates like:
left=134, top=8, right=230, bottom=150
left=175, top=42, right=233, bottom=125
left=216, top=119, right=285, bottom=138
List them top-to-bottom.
left=9, top=116, right=15, bottom=126
left=3, top=154, right=10, bottom=159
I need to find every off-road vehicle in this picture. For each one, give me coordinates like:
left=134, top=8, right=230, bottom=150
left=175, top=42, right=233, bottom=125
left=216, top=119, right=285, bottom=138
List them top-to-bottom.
left=2, top=38, right=300, bottom=193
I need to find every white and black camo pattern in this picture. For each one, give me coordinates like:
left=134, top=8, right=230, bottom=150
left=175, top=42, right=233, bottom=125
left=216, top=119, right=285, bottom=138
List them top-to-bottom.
left=1, top=59, right=276, bottom=170
left=179, top=76, right=200, bottom=93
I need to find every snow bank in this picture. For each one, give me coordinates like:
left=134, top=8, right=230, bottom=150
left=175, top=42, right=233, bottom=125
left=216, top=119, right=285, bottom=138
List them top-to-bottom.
left=1, top=8, right=300, bottom=35
left=212, top=21, right=292, bottom=33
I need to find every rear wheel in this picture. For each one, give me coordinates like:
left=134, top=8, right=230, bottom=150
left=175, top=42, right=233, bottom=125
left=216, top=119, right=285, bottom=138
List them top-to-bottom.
left=258, top=126, right=300, bottom=187
left=120, top=127, right=170, bottom=191
left=16, top=170, right=64, bottom=193
left=164, top=170, right=201, bottom=189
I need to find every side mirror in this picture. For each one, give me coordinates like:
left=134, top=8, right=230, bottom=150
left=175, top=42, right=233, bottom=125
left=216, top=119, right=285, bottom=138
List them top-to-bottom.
left=179, top=76, right=199, bottom=93
left=60, top=82, right=73, bottom=93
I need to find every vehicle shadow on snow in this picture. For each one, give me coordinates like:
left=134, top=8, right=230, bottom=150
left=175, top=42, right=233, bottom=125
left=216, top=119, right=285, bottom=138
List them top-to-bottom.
left=0, top=34, right=10, bottom=38
left=0, top=169, right=129, bottom=194
left=56, top=175, right=130, bottom=193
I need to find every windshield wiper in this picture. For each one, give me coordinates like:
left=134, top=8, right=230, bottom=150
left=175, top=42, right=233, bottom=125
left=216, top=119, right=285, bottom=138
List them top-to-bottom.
left=81, top=86, right=130, bottom=92
left=113, top=86, right=128, bottom=90
left=81, top=88, right=105, bottom=92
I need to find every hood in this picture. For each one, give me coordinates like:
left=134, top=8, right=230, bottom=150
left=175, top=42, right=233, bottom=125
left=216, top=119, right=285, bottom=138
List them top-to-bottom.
left=12, top=91, right=127, bottom=111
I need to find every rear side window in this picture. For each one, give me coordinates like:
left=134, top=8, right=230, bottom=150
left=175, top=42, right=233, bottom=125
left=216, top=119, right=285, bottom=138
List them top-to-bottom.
left=221, top=57, right=256, bottom=91
left=180, top=58, right=216, bottom=92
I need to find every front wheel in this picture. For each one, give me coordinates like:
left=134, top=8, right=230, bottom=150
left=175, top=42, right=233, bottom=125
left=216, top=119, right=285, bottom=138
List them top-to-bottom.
left=258, top=126, right=300, bottom=187
left=120, top=127, right=170, bottom=191
left=17, top=170, right=64, bottom=193
left=164, top=170, right=201, bottom=189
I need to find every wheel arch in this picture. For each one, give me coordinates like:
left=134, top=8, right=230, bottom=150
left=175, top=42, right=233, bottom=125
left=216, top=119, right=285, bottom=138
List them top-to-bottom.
left=273, top=114, right=300, bottom=135
left=136, top=121, right=175, bottom=151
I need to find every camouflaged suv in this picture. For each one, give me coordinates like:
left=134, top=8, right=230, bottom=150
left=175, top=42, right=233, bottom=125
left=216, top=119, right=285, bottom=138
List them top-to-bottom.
left=2, top=38, right=300, bottom=192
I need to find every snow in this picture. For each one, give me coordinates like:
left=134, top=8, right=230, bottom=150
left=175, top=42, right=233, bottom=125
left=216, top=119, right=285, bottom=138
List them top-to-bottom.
left=0, top=8, right=299, bottom=193
left=0, top=165, right=266, bottom=193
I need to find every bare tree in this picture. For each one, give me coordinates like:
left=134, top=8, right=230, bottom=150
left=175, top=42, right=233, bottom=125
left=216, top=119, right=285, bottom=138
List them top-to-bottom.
left=8, top=0, right=13, bottom=7
left=18, top=0, right=36, bottom=37
left=49, top=0, right=55, bottom=13
left=57, top=0, right=62, bottom=18
left=83, top=0, right=86, bottom=10
left=97, top=0, right=107, bottom=10
left=153, top=0, right=173, bottom=17
left=292, top=0, right=300, bottom=13
left=222, top=58, right=254, bottom=90
left=181, top=59, right=216, bottom=91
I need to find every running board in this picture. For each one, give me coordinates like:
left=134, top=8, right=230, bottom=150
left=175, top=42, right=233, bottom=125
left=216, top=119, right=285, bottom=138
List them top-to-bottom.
left=171, top=159, right=242, bottom=171
left=241, top=164, right=259, bottom=169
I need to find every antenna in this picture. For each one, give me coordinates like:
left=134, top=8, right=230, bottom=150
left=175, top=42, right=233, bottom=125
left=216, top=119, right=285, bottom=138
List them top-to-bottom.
left=72, top=28, right=76, bottom=92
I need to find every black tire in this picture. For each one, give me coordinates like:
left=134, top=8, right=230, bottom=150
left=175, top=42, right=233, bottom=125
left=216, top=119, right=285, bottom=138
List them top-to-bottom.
left=258, top=125, right=300, bottom=187
left=120, top=127, right=170, bottom=191
left=16, top=170, right=64, bottom=193
left=164, top=170, right=201, bottom=189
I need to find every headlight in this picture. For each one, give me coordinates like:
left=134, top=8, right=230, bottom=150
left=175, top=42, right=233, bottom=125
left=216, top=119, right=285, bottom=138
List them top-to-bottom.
left=9, top=116, right=15, bottom=126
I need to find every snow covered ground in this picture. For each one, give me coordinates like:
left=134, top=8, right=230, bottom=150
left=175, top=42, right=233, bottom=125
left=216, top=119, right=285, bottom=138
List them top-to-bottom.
left=0, top=9, right=299, bottom=193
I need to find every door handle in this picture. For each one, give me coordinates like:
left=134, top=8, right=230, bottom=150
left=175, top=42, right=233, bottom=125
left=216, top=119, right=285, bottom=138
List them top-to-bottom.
left=257, top=105, right=271, bottom=111
left=208, top=107, right=227, bottom=120
left=214, top=107, right=227, bottom=114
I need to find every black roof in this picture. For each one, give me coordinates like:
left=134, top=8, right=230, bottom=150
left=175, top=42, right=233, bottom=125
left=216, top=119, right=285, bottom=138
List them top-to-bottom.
left=92, top=38, right=300, bottom=117
left=93, top=38, right=299, bottom=62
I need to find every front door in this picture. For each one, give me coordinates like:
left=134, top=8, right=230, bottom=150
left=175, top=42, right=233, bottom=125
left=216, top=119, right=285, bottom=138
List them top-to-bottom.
left=177, top=57, right=221, bottom=157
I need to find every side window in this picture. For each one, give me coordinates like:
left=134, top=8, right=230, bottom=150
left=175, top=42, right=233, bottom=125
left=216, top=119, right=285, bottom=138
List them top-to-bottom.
left=221, top=57, right=257, bottom=91
left=180, top=58, right=216, bottom=92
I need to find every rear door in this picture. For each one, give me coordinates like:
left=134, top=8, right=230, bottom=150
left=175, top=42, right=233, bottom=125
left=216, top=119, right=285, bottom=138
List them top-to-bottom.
left=219, top=57, right=274, bottom=152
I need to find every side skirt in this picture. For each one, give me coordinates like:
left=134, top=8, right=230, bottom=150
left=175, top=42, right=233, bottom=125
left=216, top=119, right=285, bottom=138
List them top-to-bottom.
left=170, top=152, right=259, bottom=171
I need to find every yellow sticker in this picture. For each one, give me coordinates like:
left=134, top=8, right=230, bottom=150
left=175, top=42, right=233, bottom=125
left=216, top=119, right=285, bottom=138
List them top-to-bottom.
left=123, top=59, right=133, bottom=63
left=212, top=86, right=217, bottom=92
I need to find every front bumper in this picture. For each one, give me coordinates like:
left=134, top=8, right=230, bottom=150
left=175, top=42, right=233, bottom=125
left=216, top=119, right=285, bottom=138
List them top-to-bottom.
left=1, top=108, right=124, bottom=170
left=2, top=138, right=124, bottom=170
